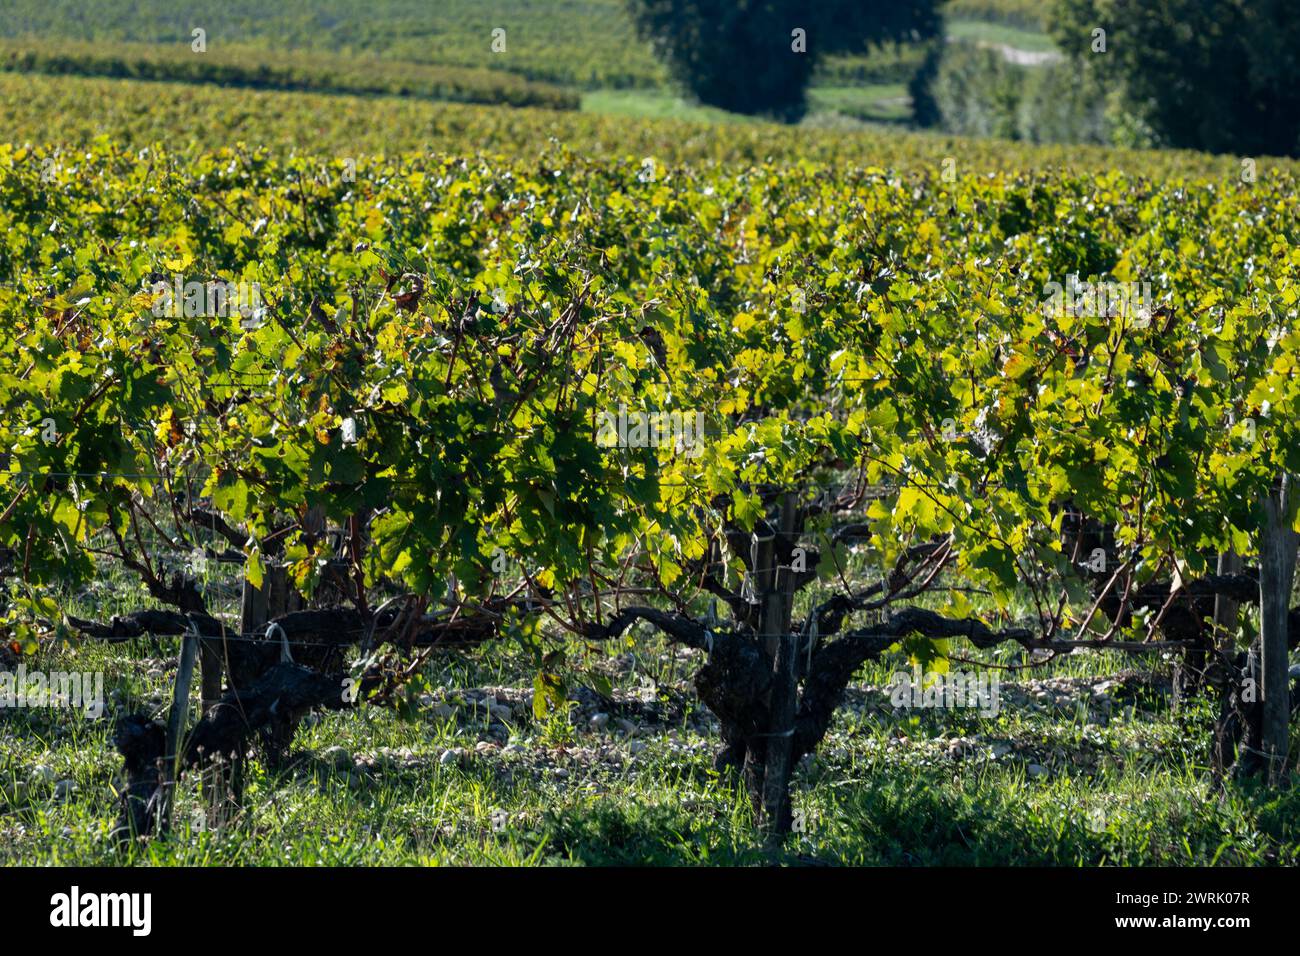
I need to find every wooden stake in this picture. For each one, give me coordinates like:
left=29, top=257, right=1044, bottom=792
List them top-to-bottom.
left=1260, top=474, right=1297, bottom=786
left=762, top=493, right=799, bottom=848
left=240, top=563, right=303, bottom=636
left=160, top=625, right=199, bottom=835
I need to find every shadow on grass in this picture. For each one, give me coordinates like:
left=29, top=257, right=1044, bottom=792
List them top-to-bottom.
left=535, top=764, right=1300, bottom=867
left=830, top=769, right=1300, bottom=866
left=538, top=802, right=769, bottom=866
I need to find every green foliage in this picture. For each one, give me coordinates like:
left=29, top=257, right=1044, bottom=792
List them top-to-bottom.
left=626, top=0, right=941, bottom=120
left=1052, top=0, right=1300, bottom=156
left=2, top=136, right=1299, bottom=651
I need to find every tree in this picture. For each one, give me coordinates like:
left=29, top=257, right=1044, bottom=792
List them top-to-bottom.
left=626, top=0, right=941, bottom=120
left=1052, top=0, right=1300, bottom=156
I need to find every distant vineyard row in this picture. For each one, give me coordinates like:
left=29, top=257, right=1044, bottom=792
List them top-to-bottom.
left=0, top=0, right=667, bottom=90
left=0, top=38, right=580, bottom=110
left=0, top=71, right=1280, bottom=182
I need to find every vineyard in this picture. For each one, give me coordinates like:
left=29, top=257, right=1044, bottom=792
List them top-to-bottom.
left=0, top=0, right=670, bottom=89
left=1, top=1, right=1299, bottom=876
left=0, top=38, right=581, bottom=111
left=2, top=120, right=1298, bottom=865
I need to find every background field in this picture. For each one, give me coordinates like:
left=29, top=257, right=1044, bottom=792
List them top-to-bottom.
left=0, top=0, right=1071, bottom=130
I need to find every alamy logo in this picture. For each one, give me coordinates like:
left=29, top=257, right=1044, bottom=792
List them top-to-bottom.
left=1042, top=274, right=1152, bottom=325
left=150, top=275, right=263, bottom=325
left=595, top=404, right=707, bottom=459
left=0, top=665, right=103, bottom=718
left=887, top=665, right=1000, bottom=716
left=50, top=886, right=151, bottom=936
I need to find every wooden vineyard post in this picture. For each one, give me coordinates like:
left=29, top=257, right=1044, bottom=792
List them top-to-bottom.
left=1259, top=474, right=1298, bottom=786
left=761, top=493, right=799, bottom=849
left=742, top=526, right=777, bottom=812
left=240, top=563, right=305, bottom=636
left=196, top=614, right=229, bottom=827
left=160, top=625, right=199, bottom=837
left=199, top=629, right=223, bottom=716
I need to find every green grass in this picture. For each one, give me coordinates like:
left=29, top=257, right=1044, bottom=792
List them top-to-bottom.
left=944, top=0, right=1048, bottom=32
left=947, top=19, right=1061, bottom=56
left=807, top=84, right=912, bottom=123
left=581, top=85, right=912, bottom=126
left=580, top=89, right=761, bottom=125
left=1, top=552, right=1294, bottom=866
left=4, top=624, right=1297, bottom=866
